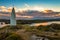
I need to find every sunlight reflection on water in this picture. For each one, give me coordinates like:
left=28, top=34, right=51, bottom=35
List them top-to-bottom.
left=30, top=21, right=60, bottom=26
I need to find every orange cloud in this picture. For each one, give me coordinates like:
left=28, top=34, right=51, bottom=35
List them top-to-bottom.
left=0, top=6, right=6, bottom=9
left=0, top=6, right=17, bottom=12
left=0, top=6, right=7, bottom=12
left=7, top=7, right=12, bottom=12
left=43, top=10, right=54, bottom=13
left=16, top=14, right=33, bottom=18
left=52, top=14, right=60, bottom=17
left=21, top=16, right=33, bottom=18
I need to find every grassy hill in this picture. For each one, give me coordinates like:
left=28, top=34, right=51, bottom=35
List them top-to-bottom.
left=0, top=23, right=60, bottom=40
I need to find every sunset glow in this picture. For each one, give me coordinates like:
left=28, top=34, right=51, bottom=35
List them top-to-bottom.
left=0, top=0, right=60, bottom=19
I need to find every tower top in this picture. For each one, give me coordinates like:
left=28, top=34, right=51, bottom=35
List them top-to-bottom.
left=12, top=7, right=15, bottom=11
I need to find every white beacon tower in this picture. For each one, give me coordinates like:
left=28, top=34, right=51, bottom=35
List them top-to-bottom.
left=10, top=7, right=16, bottom=26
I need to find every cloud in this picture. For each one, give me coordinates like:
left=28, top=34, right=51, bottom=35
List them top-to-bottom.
left=17, top=3, right=45, bottom=12
left=24, top=3, right=30, bottom=8
left=24, top=3, right=45, bottom=11
left=0, top=5, right=60, bottom=19
left=0, top=5, right=60, bottom=13
left=0, top=6, right=6, bottom=9
left=0, top=6, right=18, bottom=12
left=0, top=6, right=11, bottom=12
left=0, top=6, right=7, bottom=12
left=30, top=6, right=44, bottom=11
left=7, top=7, right=12, bottom=12
left=42, top=10, right=54, bottom=13
left=0, top=12, right=34, bottom=19
left=0, top=13, right=10, bottom=17
left=16, top=14, right=34, bottom=18
left=52, top=14, right=60, bottom=17
left=20, top=16, right=33, bottom=18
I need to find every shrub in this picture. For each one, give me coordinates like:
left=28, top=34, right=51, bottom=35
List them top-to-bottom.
left=5, top=34, right=23, bottom=40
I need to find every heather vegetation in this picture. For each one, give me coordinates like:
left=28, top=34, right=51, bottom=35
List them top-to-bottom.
left=0, top=23, right=60, bottom=40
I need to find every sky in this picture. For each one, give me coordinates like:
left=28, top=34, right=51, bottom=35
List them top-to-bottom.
left=0, top=0, right=60, bottom=12
left=0, top=0, right=60, bottom=20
